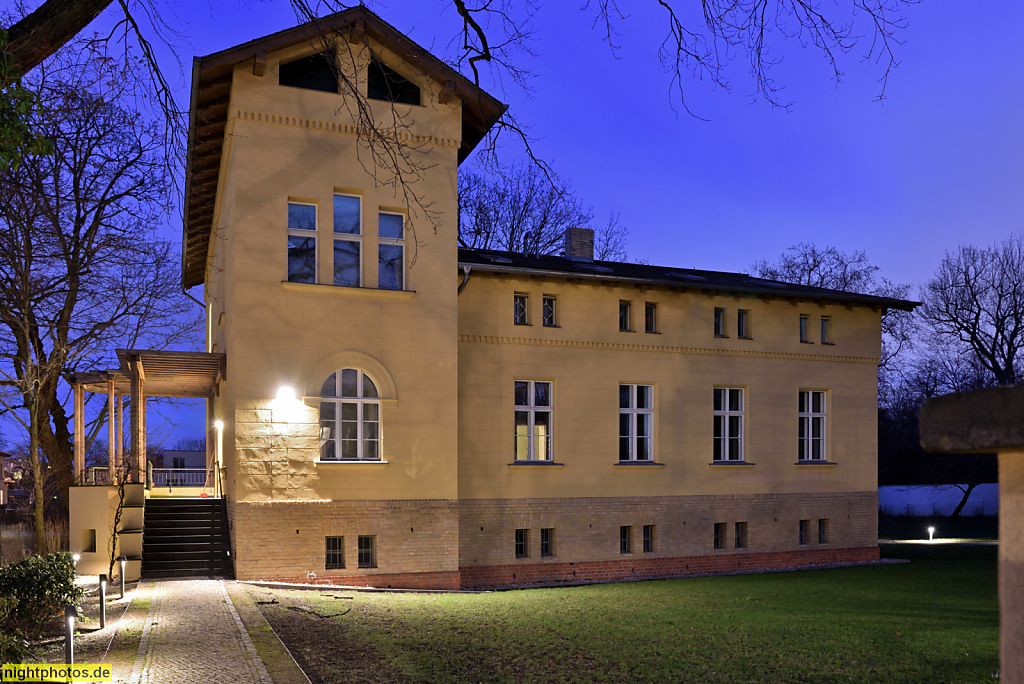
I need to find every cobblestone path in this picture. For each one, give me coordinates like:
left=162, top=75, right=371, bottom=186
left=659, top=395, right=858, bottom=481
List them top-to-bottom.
left=129, top=580, right=273, bottom=684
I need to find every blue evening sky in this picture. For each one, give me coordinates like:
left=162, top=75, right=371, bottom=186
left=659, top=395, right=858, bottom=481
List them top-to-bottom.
left=73, top=0, right=1024, bottom=445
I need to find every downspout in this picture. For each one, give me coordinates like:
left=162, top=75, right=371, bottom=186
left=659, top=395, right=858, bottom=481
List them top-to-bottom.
left=457, top=265, right=473, bottom=295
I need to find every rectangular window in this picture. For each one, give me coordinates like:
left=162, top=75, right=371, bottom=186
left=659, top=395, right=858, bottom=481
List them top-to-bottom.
left=333, top=195, right=361, bottom=287
left=287, top=202, right=317, bottom=283
left=378, top=212, right=404, bottom=290
left=514, top=293, right=529, bottom=325
left=542, top=295, right=557, bottom=327
left=619, top=300, right=632, bottom=331
left=644, top=302, right=657, bottom=333
left=714, top=307, right=726, bottom=337
left=737, top=309, right=750, bottom=339
left=799, top=314, right=811, bottom=343
left=821, top=316, right=833, bottom=344
left=514, top=380, right=552, bottom=461
left=619, top=384, right=653, bottom=461
left=713, top=388, right=744, bottom=462
left=798, top=390, right=827, bottom=461
left=818, top=519, right=829, bottom=544
left=799, top=520, right=809, bottom=546
left=713, top=522, right=725, bottom=550
left=735, top=522, right=748, bottom=549
left=643, top=524, right=655, bottom=553
left=620, top=525, right=632, bottom=554
left=515, top=528, right=529, bottom=558
left=540, top=528, right=554, bottom=557
left=83, top=529, right=97, bottom=553
left=357, top=535, right=376, bottom=568
left=325, top=536, right=345, bottom=570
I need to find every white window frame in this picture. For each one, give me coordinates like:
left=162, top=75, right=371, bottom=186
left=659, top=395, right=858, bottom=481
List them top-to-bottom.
left=333, top=194, right=362, bottom=287
left=287, top=201, right=318, bottom=284
left=378, top=211, right=405, bottom=290
left=514, top=293, right=529, bottom=325
left=542, top=295, right=557, bottom=327
left=619, top=300, right=632, bottom=332
left=644, top=302, right=657, bottom=334
left=714, top=307, right=727, bottom=337
left=737, top=309, right=750, bottom=339
left=799, top=314, right=811, bottom=343
left=820, top=316, right=833, bottom=344
left=319, top=368, right=381, bottom=461
left=514, top=380, right=552, bottom=461
left=619, top=384, right=654, bottom=462
left=713, top=387, right=744, bottom=462
left=798, top=390, right=827, bottom=461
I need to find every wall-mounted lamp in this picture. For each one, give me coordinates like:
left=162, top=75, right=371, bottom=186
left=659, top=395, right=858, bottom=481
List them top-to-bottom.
left=214, top=419, right=224, bottom=430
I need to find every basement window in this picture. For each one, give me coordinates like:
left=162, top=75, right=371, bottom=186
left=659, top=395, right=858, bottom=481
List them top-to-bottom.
left=279, top=51, right=338, bottom=93
left=367, top=59, right=421, bottom=105
left=357, top=535, right=377, bottom=568
left=325, top=536, right=345, bottom=570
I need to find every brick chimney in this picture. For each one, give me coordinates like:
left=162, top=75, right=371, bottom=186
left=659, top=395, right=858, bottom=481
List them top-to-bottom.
left=564, top=227, right=594, bottom=262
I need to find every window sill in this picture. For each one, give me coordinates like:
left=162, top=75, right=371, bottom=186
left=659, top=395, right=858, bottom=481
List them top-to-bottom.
left=282, top=281, right=416, bottom=300
left=514, top=322, right=532, bottom=326
left=542, top=324, right=561, bottom=329
left=619, top=329, right=635, bottom=333
left=644, top=330, right=661, bottom=335
left=738, top=336, right=753, bottom=341
left=800, top=340, right=814, bottom=344
left=821, top=341, right=836, bottom=346
left=315, top=460, right=389, bottom=466
left=795, top=460, right=837, bottom=467
left=508, top=461, right=564, bottom=468
left=614, top=461, right=665, bottom=468
left=709, top=461, right=755, bottom=468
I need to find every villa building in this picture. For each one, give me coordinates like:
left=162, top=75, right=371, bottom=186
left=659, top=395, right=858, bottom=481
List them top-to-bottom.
left=69, top=7, right=915, bottom=589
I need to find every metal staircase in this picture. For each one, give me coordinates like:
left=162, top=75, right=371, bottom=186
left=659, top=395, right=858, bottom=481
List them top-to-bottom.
left=141, top=498, right=233, bottom=578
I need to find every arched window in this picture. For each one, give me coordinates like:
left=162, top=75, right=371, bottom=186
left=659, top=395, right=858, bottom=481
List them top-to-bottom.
left=319, top=369, right=380, bottom=461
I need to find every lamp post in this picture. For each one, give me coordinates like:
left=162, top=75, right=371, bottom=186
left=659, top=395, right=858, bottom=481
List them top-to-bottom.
left=927, top=526, right=936, bottom=542
left=118, top=555, right=127, bottom=598
left=98, top=574, right=107, bottom=629
left=64, top=605, right=78, bottom=664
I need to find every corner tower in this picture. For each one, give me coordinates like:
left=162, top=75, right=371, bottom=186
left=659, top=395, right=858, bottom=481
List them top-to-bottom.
left=183, top=8, right=505, bottom=585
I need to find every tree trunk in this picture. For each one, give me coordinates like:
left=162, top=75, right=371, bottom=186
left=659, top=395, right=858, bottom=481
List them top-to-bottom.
left=3, top=0, right=115, bottom=76
left=40, top=386, right=74, bottom=514
left=29, top=408, right=47, bottom=555
left=949, top=482, right=979, bottom=520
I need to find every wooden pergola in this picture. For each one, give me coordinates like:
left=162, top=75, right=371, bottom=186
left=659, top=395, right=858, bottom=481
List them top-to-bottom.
left=70, top=350, right=226, bottom=485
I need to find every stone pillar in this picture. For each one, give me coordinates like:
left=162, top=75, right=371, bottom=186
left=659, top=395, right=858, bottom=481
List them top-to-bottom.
left=920, top=385, right=1024, bottom=683
left=1003, top=452, right=1024, bottom=682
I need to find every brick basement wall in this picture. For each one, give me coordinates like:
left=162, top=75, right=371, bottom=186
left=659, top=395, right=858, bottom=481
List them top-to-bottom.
left=460, top=546, right=879, bottom=589
left=260, top=570, right=462, bottom=590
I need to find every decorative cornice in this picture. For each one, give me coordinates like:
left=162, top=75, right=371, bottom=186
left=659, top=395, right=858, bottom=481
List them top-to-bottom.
left=232, top=109, right=460, bottom=149
left=457, top=334, right=877, bottom=365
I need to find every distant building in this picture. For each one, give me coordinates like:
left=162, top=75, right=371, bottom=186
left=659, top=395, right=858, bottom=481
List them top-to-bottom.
left=70, top=7, right=916, bottom=587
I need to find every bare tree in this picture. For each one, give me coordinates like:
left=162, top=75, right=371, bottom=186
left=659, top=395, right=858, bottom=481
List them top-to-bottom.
left=0, top=56, right=200, bottom=548
left=457, top=163, right=630, bottom=259
left=920, top=234, right=1024, bottom=387
left=750, top=243, right=915, bottom=370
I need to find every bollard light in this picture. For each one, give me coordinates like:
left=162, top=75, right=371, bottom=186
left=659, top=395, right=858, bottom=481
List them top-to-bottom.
left=927, top=526, right=936, bottom=542
left=72, top=553, right=80, bottom=565
left=118, top=556, right=127, bottom=598
left=99, top=574, right=107, bottom=629
left=64, top=605, right=78, bottom=665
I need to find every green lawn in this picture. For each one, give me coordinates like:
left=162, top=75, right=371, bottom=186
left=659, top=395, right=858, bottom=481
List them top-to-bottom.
left=249, top=544, right=998, bottom=683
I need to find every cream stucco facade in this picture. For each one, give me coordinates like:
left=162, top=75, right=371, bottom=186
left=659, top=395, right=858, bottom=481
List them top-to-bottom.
left=176, top=9, right=911, bottom=589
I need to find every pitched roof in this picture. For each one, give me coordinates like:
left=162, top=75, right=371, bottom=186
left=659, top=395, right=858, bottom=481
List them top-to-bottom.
left=183, top=7, right=507, bottom=289
left=458, top=248, right=920, bottom=311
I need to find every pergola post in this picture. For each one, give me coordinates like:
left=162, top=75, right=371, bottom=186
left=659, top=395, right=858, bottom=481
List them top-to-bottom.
left=128, top=355, right=146, bottom=485
left=107, top=378, right=116, bottom=485
left=73, top=383, right=85, bottom=484
left=114, top=393, right=123, bottom=482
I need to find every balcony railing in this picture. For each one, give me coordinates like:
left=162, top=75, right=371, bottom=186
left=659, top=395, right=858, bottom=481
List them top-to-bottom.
left=151, top=469, right=208, bottom=488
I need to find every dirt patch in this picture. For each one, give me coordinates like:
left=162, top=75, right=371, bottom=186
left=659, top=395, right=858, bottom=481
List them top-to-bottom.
left=245, top=587, right=414, bottom=684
